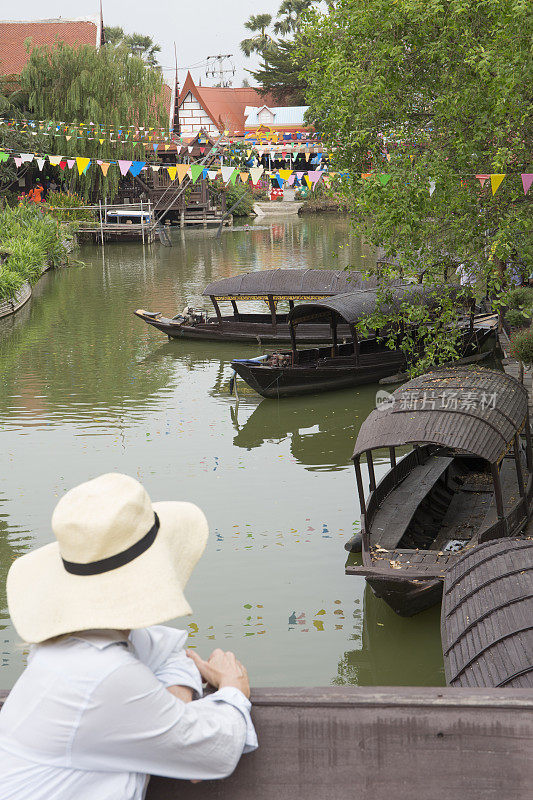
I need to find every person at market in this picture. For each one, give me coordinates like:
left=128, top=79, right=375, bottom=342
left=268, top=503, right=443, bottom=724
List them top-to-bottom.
left=0, top=472, right=257, bottom=799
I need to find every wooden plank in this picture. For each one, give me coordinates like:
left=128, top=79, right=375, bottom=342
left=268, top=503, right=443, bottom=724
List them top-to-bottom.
left=2, top=687, right=530, bottom=800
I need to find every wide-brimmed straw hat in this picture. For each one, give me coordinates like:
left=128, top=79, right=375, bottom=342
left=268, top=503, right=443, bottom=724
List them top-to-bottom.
left=7, top=473, right=209, bottom=643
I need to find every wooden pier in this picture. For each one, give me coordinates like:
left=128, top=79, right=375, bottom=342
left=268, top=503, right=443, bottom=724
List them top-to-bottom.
left=74, top=221, right=155, bottom=244
left=0, top=686, right=531, bottom=799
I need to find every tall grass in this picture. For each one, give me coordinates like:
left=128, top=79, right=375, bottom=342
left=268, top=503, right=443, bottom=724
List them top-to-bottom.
left=0, top=203, right=74, bottom=301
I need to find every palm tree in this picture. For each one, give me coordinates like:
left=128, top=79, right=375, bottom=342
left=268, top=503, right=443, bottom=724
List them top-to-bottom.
left=273, top=0, right=315, bottom=36
left=240, top=13, right=273, bottom=57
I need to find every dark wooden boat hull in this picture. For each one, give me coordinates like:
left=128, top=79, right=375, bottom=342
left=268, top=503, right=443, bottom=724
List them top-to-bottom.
left=135, top=312, right=350, bottom=345
left=232, top=354, right=406, bottom=398
left=367, top=576, right=443, bottom=617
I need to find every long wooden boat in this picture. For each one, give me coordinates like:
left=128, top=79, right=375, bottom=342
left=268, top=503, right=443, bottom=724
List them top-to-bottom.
left=134, top=268, right=378, bottom=344
left=231, top=286, right=497, bottom=398
left=345, top=367, right=533, bottom=616
left=441, top=537, right=533, bottom=688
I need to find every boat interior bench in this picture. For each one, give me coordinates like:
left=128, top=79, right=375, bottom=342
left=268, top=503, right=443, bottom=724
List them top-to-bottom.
left=372, top=456, right=454, bottom=550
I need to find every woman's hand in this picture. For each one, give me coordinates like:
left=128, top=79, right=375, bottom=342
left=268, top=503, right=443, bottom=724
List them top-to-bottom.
left=186, top=648, right=250, bottom=699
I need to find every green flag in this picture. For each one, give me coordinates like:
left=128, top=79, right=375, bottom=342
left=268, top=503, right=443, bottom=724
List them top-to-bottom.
left=190, top=164, right=204, bottom=183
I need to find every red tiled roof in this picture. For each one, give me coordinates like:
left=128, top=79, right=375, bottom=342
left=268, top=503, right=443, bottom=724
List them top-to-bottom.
left=0, top=19, right=100, bottom=77
left=178, top=71, right=277, bottom=135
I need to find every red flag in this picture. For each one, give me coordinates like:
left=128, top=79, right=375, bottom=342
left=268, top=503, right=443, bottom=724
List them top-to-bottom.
left=475, top=174, right=490, bottom=188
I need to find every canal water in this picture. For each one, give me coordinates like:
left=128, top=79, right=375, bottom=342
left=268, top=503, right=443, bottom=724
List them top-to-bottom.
left=0, top=214, right=445, bottom=689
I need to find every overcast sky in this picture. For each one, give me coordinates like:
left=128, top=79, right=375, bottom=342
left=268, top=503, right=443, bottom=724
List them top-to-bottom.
left=4, top=0, right=285, bottom=85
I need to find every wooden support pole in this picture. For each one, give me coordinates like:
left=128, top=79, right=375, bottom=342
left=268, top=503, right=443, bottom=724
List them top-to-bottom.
left=141, top=199, right=145, bottom=246
left=98, top=200, right=104, bottom=246
left=267, top=295, right=277, bottom=329
left=211, top=296, right=222, bottom=325
left=231, top=299, right=239, bottom=319
left=331, top=312, right=338, bottom=357
left=513, top=433, right=526, bottom=498
left=389, top=446, right=396, bottom=468
left=366, top=450, right=376, bottom=492
left=353, top=457, right=366, bottom=515
left=491, top=462, right=505, bottom=521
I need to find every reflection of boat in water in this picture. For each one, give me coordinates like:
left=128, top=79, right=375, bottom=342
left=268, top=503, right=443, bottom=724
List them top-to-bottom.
left=134, top=268, right=376, bottom=344
left=231, top=286, right=497, bottom=399
left=346, top=367, right=533, bottom=617
left=231, top=394, right=377, bottom=470
left=335, top=584, right=445, bottom=686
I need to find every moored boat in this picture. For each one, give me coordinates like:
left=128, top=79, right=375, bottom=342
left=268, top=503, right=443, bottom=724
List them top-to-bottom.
left=134, top=268, right=377, bottom=344
left=231, top=286, right=496, bottom=399
left=345, top=367, right=533, bottom=616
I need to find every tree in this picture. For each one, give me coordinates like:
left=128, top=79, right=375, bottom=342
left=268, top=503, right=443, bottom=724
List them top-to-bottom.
left=301, top=0, right=532, bottom=372
left=240, top=2, right=316, bottom=102
left=240, top=14, right=274, bottom=58
left=104, top=26, right=161, bottom=67
left=20, top=43, right=167, bottom=199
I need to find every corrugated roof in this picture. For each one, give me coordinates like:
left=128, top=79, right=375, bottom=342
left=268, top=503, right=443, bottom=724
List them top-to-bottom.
left=0, top=18, right=100, bottom=76
left=178, top=72, right=277, bottom=135
left=244, top=106, right=308, bottom=127
left=202, top=269, right=376, bottom=299
left=288, top=283, right=445, bottom=326
left=353, top=367, right=528, bottom=463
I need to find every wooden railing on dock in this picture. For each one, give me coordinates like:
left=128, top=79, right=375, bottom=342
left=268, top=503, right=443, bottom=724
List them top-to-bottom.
left=1, top=686, right=531, bottom=799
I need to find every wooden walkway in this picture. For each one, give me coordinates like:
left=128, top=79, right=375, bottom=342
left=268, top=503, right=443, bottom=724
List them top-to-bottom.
left=441, top=538, right=533, bottom=688
left=1, top=687, right=531, bottom=799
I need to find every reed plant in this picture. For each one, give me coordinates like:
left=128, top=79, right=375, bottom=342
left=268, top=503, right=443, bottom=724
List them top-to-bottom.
left=0, top=203, right=74, bottom=300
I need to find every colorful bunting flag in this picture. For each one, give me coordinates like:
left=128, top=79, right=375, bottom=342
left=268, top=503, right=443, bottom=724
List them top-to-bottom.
left=36, top=157, right=45, bottom=171
left=76, top=157, right=90, bottom=175
left=67, top=159, right=75, bottom=169
left=118, top=160, right=132, bottom=176
left=129, top=161, right=146, bottom=177
left=100, top=162, right=110, bottom=176
left=177, top=164, right=190, bottom=183
left=190, top=164, right=204, bottom=183
left=167, top=166, right=177, bottom=181
left=221, top=166, right=235, bottom=184
left=249, top=167, right=264, bottom=185
left=239, top=172, right=250, bottom=183
left=377, top=173, right=391, bottom=186
left=475, top=174, right=490, bottom=188
left=491, top=174, right=505, bottom=195
left=521, top=174, right=533, bottom=195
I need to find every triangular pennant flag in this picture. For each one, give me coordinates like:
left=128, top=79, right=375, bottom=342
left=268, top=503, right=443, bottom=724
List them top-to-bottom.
left=65, top=135, right=71, bottom=141
left=99, top=138, right=104, bottom=145
left=153, top=143, right=159, bottom=153
left=164, top=144, right=170, bottom=151
left=188, top=146, right=193, bottom=153
left=200, top=147, right=205, bottom=154
left=0, top=151, right=9, bottom=163
left=305, top=152, right=310, bottom=161
left=20, top=153, right=33, bottom=164
left=48, top=155, right=62, bottom=166
left=14, top=157, right=22, bottom=168
left=36, top=157, right=45, bottom=171
left=76, top=157, right=90, bottom=175
left=67, top=159, right=75, bottom=169
left=59, top=160, right=67, bottom=171
left=118, top=160, right=132, bottom=176
left=129, top=161, right=146, bottom=177
left=100, top=162, right=110, bottom=176
left=177, top=164, right=190, bottom=183
left=190, top=164, right=204, bottom=183
left=151, top=165, right=160, bottom=172
left=167, top=166, right=177, bottom=181
left=221, top=166, right=236, bottom=183
left=249, top=166, right=264, bottom=185
left=278, top=169, right=293, bottom=180
left=207, top=170, right=218, bottom=180
left=229, top=170, right=238, bottom=185
left=307, top=170, right=322, bottom=186
left=239, top=172, right=250, bottom=183
left=275, top=173, right=284, bottom=189
left=377, top=173, right=391, bottom=186
left=287, top=174, right=295, bottom=186
left=475, top=174, right=490, bottom=188
left=490, top=174, right=505, bottom=195
left=521, top=174, right=533, bottom=195
left=304, top=175, right=312, bottom=189
left=429, top=180, right=436, bottom=196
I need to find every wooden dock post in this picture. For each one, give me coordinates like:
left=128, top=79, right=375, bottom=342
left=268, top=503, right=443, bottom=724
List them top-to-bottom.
left=141, top=200, right=145, bottom=246
left=98, top=201, right=104, bottom=246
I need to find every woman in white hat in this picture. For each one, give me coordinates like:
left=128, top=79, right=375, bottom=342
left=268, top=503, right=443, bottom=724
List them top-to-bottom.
left=0, top=473, right=257, bottom=799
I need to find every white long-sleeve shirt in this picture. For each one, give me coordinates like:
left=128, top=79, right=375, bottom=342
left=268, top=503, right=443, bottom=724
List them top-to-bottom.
left=0, top=626, right=257, bottom=800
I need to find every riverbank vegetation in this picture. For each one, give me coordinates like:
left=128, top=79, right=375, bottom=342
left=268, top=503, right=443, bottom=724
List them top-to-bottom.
left=301, top=0, right=532, bottom=373
left=0, top=204, right=74, bottom=300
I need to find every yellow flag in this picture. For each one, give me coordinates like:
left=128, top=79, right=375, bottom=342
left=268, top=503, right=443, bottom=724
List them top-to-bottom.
left=65, top=135, right=72, bottom=141
left=99, top=138, right=104, bottom=145
left=305, top=152, right=310, bottom=162
left=76, top=157, right=90, bottom=175
left=100, top=162, right=110, bottom=176
left=177, top=164, right=190, bottom=183
left=167, top=166, right=177, bottom=181
left=278, top=169, right=293, bottom=180
left=239, top=172, right=250, bottom=183
left=491, top=174, right=505, bottom=195
left=304, top=175, right=312, bottom=189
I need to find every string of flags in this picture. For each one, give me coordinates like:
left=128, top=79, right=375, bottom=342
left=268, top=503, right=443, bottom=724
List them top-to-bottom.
left=0, top=147, right=530, bottom=194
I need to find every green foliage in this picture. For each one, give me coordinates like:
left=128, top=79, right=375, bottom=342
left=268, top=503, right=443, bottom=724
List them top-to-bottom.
left=301, top=0, right=532, bottom=371
left=241, top=1, right=316, bottom=102
left=104, top=27, right=161, bottom=67
left=19, top=43, right=167, bottom=200
left=211, top=179, right=255, bottom=217
left=44, top=191, right=95, bottom=222
left=0, top=203, right=74, bottom=300
left=504, top=287, right=533, bottom=310
left=505, top=308, right=530, bottom=329
left=510, top=327, right=533, bottom=366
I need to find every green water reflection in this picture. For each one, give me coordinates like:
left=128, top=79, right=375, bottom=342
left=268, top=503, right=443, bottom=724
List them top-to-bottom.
left=0, top=214, right=444, bottom=688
